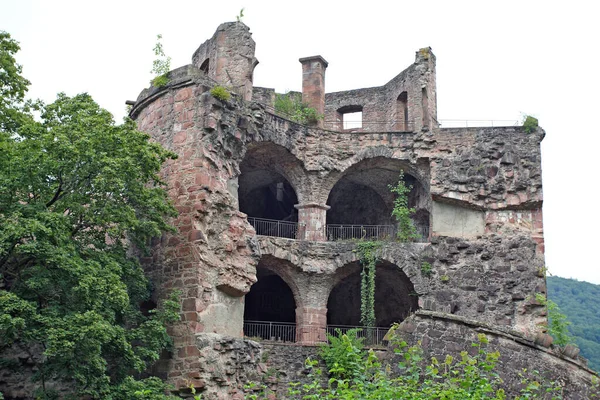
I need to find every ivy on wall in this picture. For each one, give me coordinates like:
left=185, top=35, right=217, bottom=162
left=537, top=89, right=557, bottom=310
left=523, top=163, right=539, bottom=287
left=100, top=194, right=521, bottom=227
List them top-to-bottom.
left=356, top=241, right=381, bottom=328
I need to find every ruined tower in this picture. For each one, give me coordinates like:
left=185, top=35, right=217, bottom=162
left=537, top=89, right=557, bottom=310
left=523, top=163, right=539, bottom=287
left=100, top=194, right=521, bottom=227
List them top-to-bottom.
left=129, top=21, right=597, bottom=399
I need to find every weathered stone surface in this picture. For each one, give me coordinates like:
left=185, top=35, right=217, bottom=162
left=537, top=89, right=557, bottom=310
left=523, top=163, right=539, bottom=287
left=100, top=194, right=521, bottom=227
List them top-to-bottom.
left=119, top=19, right=573, bottom=399
left=389, top=311, right=600, bottom=399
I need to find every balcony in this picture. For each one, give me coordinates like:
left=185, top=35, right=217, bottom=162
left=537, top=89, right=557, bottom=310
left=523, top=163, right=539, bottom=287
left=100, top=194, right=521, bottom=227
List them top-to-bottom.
left=248, top=216, right=427, bottom=242
left=243, top=320, right=389, bottom=346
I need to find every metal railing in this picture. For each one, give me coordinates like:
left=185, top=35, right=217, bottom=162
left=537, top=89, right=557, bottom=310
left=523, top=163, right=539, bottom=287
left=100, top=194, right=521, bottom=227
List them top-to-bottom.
left=438, top=119, right=520, bottom=128
left=247, top=217, right=298, bottom=239
left=326, top=224, right=397, bottom=241
left=244, top=320, right=297, bottom=343
left=243, top=321, right=390, bottom=347
left=326, top=325, right=389, bottom=347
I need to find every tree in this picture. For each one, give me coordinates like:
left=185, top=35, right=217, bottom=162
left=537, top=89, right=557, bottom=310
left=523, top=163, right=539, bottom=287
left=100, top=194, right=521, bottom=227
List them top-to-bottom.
left=0, top=31, right=180, bottom=399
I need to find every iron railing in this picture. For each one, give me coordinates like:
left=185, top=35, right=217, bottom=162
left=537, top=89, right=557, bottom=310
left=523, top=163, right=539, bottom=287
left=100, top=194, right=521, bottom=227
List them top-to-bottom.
left=438, top=119, right=520, bottom=128
left=247, top=217, right=298, bottom=239
left=248, top=218, right=428, bottom=242
left=326, top=224, right=397, bottom=241
left=244, top=320, right=297, bottom=343
left=243, top=321, right=390, bottom=347
left=326, top=325, right=389, bottom=347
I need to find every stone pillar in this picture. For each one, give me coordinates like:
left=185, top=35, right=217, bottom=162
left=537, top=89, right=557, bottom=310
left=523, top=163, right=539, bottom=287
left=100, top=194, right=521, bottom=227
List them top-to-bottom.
left=299, top=55, right=328, bottom=128
left=295, top=203, right=330, bottom=241
left=293, top=272, right=333, bottom=344
left=296, top=306, right=327, bottom=344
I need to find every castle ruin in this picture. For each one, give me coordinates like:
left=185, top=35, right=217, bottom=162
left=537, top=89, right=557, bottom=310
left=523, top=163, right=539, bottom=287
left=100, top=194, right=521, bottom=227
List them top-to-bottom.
left=129, top=21, right=598, bottom=399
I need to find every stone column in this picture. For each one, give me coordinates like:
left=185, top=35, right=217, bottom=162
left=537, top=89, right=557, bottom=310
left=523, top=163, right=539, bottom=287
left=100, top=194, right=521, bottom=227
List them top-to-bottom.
left=299, top=55, right=328, bottom=128
left=295, top=203, right=330, bottom=241
left=293, top=273, right=333, bottom=344
left=296, top=306, right=328, bottom=344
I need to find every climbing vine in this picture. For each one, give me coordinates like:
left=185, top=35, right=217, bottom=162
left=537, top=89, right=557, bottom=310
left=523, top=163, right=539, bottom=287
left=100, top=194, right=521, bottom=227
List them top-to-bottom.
left=389, top=170, right=419, bottom=242
left=356, top=241, right=382, bottom=328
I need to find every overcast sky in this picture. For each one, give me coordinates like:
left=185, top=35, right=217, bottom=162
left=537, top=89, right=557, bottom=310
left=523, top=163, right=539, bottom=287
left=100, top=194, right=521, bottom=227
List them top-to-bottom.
left=2, top=0, right=599, bottom=284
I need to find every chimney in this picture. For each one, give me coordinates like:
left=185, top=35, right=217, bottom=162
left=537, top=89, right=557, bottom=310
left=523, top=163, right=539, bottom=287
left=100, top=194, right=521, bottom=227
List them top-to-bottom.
left=299, top=56, right=328, bottom=127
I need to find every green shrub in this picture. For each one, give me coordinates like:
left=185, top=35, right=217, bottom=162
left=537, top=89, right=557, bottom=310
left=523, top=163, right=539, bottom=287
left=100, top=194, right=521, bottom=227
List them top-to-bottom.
left=210, top=85, right=231, bottom=101
left=273, top=92, right=323, bottom=124
left=523, top=115, right=539, bottom=133
left=421, top=261, right=432, bottom=277
left=320, top=328, right=365, bottom=381
left=287, top=332, right=575, bottom=399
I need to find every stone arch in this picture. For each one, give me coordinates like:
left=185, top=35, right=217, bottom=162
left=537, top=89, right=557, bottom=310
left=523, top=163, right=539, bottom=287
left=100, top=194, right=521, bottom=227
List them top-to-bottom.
left=199, top=58, right=210, bottom=74
left=396, top=91, right=408, bottom=131
left=238, top=142, right=306, bottom=222
left=324, top=156, right=431, bottom=239
left=243, top=255, right=302, bottom=340
left=327, top=259, right=419, bottom=328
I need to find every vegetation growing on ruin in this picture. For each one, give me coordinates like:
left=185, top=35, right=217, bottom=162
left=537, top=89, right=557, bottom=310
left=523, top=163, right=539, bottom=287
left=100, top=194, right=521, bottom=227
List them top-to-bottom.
left=0, top=31, right=180, bottom=399
left=151, top=34, right=171, bottom=87
left=210, top=85, right=231, bottom=101
left=273, top=92, right=323, bottom=124
left=522, top=114, right=539, bottom=133
left=389, top=171, right=419, bottom=242
left=356, top=242, right=381, bottom=328
left=420, top=261, right=432, bottom=277
left=535, top=293, right=574, bottom=347
left=247, top=330, right=593, bottom=399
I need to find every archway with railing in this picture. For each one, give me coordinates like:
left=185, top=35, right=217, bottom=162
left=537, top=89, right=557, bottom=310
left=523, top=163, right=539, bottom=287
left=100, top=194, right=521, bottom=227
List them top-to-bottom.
left=238, top=143, right=301, bottom=239
left=325, top=157, right=430, bottom=241
left=327, top=260, right=418, bottom=345
left=243, top=263, right=298, bottom=342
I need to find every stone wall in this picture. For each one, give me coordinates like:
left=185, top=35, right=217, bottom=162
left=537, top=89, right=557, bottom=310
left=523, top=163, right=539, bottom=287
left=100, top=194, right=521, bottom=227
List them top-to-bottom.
left=126, top=20, right=553, bottom=395
left=191, top=22, right=258, bottom=101
left=324, top=47, right=437, bottom=133
left=390, top=311, right=600, bottom=399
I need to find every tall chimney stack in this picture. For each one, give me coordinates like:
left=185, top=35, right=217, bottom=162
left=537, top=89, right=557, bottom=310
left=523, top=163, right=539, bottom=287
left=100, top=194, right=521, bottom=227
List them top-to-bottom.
left=299, top=56, right=328, bottom=127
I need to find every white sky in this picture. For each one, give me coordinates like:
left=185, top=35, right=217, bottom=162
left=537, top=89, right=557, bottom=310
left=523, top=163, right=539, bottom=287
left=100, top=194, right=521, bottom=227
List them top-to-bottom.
left=2, top=1, right=599, bottom=284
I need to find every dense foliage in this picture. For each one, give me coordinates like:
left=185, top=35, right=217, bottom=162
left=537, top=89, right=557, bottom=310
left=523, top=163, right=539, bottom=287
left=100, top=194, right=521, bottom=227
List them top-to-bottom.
left=0, top=31, right=180, bottom=399
left=273, top=92, right=322, bottom=124
left=547, top=276, right=600, bottom=372
left=248, top=329, right=594, bottom=399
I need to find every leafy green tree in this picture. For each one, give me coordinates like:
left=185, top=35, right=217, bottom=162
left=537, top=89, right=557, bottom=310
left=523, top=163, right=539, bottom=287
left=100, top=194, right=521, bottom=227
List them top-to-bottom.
left=0, top=31, right=180, bottom=399
left=0, top=31, right=30, bottom=133
left=547, top=276, right=600, bottom=372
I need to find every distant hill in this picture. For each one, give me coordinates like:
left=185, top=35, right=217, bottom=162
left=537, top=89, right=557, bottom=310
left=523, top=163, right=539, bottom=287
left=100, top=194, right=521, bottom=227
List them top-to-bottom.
left=547, top=276, right=600, bottom=372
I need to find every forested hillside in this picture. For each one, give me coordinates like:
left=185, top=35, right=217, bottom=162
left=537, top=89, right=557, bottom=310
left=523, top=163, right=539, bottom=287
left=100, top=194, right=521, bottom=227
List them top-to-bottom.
left=547, top=276, right=600, bottom=372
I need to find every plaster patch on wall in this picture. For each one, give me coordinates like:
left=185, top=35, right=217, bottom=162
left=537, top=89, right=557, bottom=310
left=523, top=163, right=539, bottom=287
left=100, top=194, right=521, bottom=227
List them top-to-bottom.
left=432, top=201, right=485, bottom=238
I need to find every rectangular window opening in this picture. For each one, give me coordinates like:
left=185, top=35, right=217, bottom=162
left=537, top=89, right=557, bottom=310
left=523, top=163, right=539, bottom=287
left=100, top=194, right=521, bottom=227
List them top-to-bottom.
left=343, top=111, right=363, bottom=130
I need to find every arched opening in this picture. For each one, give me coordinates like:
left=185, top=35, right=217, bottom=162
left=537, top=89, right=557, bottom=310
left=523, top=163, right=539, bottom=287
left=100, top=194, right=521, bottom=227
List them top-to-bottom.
left=199, top=58, right=210, bottom=74
left=421, top=87, right=430, bottom=129
left=396, top=91, right=408, bottom=131
left=238, top=144, right=300, bottom=238
left=326, top=157, right=430, bottom=241
left=243, top=258, right=298, bottom=342
left=327, top=261, right=418, bottom=328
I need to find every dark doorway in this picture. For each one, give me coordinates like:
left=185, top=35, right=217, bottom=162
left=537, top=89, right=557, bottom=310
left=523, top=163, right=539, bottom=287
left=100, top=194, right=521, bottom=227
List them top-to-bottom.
left=327, top=261, right=418, bottom=328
